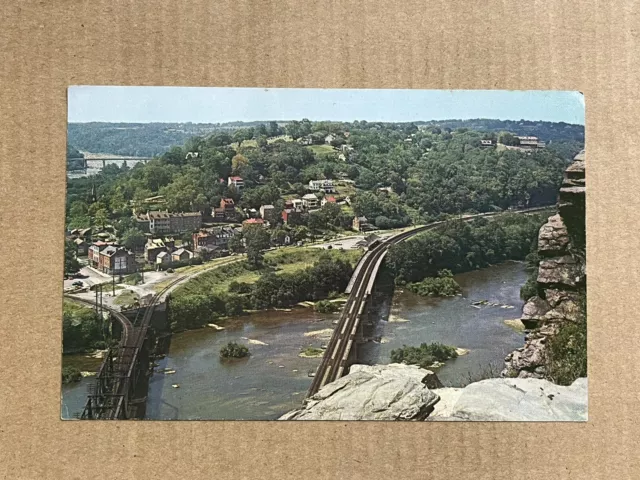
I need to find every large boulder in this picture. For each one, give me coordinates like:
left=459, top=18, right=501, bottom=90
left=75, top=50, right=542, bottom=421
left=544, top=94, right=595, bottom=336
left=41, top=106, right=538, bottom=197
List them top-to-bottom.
left=538, top=214, right=570, bottom=256
left=279, top=364, right=440, bottom=421
left=429, top=377, right=588, bottom=421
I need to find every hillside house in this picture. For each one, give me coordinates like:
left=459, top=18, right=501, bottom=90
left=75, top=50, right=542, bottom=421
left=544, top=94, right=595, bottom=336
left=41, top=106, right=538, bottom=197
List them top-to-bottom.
left=324, top=134, right=335, bottom=144
left=516, top=136, right=546, bottom=149
left=480, top=139, right=494, bottom=147
left=228, top=176, right=244, bottom=191
left=308, top=179, right=335, bottom=193
left=302, top=193, right=319, bottom=209
left=321, top=196, right=337, bottom=207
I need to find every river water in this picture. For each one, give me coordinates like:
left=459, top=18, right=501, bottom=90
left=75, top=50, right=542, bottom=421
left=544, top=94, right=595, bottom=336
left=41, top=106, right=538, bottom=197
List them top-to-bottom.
left=61, top=261, right=527, bottom=420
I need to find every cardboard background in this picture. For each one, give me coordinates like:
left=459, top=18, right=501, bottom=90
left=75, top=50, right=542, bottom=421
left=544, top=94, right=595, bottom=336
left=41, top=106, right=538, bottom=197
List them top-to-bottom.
left=0, top=1, right=636, bottom=478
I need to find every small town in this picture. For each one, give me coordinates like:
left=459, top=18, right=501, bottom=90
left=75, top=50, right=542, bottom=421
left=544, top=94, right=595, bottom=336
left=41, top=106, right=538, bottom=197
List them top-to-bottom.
left=62, top=88, right=586, bottom=422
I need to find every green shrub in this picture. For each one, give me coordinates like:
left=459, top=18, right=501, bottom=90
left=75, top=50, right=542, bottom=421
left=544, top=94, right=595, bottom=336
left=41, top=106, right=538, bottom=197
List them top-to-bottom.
left=407, top=269, right=461, bottom=296
left=314, top=300, right=340, bottom=313
left=62, top=302, right=104, bottom=353
left=546, top=318, right=587, bottom=385
left=220, top=342, right=250, bottom=359
left=390, top=342, right=458, bottom=369
left=62, top=366, right=82, bottom=384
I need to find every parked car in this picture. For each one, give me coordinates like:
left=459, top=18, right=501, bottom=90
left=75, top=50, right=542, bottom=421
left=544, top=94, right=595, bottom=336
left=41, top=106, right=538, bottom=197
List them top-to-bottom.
left=71, top=280, right=84, bottom=287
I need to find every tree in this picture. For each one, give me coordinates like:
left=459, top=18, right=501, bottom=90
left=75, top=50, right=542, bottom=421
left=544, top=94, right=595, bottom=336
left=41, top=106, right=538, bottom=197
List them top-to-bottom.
left=268, top=121, right=281, bottom=137
left=499, top=132, right=520, bottom=146
left=231, top=154, right=249, bottom=173
left=92, top=208, right=109, bottom=229
left=244, top=225, right=271, bottom=268
left=121, top=228, right=146, bottom=251
left=228, top=234, right=244, bottom=254
left=64, top=240, right=80, bottom=275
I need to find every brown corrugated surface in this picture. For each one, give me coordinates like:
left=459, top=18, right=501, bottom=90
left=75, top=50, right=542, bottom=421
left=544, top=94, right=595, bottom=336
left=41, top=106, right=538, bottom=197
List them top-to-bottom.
left=0, top=1, right=635, bottom=478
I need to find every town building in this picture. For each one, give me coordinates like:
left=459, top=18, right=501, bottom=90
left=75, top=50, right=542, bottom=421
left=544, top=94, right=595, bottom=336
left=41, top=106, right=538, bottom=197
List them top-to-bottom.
left=228, top=176, right=244, bottom=191
left=308, top=179, right=335, bottom=193
left=302, top=193, right=320, bottom=209
left=321, top=195, right=337, bottom=207
left=220, top=198, right=236, bottom=215
left=291, top=198, right=304, bottom=210
left=260, top=204, right=279, bottom=224
left=213, top=207, right=226, bottom=220
left=282, top=208, right=303, bottom=225
left=135, top=211, right=202, bottom=234
left=352, top=216, right=371, bottom=232
left=243, top=218, right=265, bottom=227
left=192, top=226, right=240, bottom=250
left=144, top=237, right=175, bottom=263
left=74, top=238, right=88, bottom=256
left=88, top=241, right=115, bottom=268
left=92, top=245, right=137, bottom=275
left=171, top=248, right=194, bottom=262
left=156, top=251, right=170, bottom=265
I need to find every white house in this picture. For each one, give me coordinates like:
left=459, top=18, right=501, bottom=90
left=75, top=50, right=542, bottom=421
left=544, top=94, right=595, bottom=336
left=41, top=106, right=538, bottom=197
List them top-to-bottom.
left=324, top=134, right=335, bottom=144
left=228, top=176, right=244, bottom=191
left=308, top=179, right=335, bottom=193
left=302, top=193, right=319, bottom=209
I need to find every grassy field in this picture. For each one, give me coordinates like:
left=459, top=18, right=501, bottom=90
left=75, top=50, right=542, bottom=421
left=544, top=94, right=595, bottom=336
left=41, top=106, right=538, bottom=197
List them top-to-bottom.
left=306, top=144, right=337, bottom=156
left=173, top=247, right=362, bottom=297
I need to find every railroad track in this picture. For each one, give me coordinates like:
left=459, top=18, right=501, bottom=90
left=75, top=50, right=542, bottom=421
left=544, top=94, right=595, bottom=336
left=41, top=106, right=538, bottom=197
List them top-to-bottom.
left=307, top=206, right=554, bottom=397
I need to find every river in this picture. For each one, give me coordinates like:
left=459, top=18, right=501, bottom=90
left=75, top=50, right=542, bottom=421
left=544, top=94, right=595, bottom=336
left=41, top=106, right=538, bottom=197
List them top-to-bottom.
left=61, top=261, right=527, bottom=420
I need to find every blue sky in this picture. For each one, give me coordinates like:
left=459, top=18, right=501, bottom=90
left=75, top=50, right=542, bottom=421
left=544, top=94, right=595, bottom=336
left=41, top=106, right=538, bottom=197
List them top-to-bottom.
left=68, top=87, right=584, bottom=125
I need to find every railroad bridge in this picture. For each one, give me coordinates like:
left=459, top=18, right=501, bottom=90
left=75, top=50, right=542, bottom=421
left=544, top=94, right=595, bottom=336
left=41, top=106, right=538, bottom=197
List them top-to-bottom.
left=307, top=207, right=552, bottom=398
left=64, top=275, right=183, bottom=420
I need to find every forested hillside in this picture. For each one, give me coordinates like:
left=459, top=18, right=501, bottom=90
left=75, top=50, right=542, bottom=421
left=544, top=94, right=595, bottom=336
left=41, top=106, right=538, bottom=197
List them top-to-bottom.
left=66, top=120, right=583, bottom=234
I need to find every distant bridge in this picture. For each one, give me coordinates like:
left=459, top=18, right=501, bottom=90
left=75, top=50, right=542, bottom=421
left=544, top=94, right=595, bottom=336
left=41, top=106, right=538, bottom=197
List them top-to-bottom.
left=84, top=157, right=152, bottom=169
left=307, top=206, right=554, bottom=398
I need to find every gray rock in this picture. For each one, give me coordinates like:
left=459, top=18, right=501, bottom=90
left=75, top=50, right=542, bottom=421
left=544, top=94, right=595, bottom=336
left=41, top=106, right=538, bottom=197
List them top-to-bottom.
left=538, top=214, right=570, bottom=255
left=537, top=255, right=584, bottom=288
left=279, top=364, right=440, bottom=421
left=429, top=377, right=588, bottom=422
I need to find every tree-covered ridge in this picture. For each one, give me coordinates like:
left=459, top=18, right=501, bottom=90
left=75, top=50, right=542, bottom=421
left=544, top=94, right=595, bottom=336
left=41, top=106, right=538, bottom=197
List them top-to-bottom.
left=68, top=118, right=583, bottom=158
left=66, top=120, right=581, bottom=234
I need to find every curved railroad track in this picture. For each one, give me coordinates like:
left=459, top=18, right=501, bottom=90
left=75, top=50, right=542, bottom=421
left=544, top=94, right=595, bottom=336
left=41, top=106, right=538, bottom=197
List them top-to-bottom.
left=307, top=206, right=554, bottom=397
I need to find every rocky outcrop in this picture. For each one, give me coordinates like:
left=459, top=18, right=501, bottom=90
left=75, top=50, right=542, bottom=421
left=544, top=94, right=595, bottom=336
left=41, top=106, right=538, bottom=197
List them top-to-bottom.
left=502, top=151, right=586, bottom=379
left=279, top=364, right=440, bottom=420
left=279, top=364, right=587, bottom=421
left=429, top=377, right=588, bottom=421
